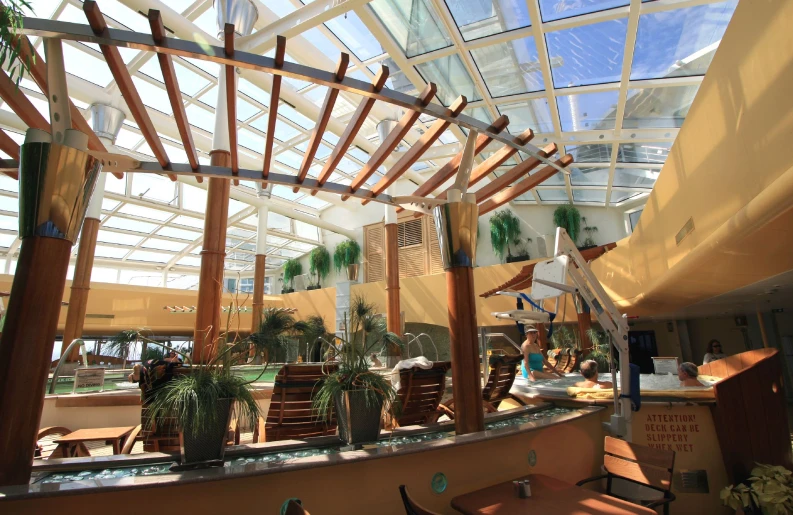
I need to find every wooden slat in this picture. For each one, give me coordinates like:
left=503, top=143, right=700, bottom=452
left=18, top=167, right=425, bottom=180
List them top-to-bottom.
left=84, top=2, right=176, bottom=181
left=148, top=10, right=201, bottom=183
left=224, top=24, right=239, bottom=185
left=263, top=35, right=286, bottom=182
left=294, top=52, right=349, bottom=192
left=312, top=65, right=389, bottom=195
left=0, top=68, right=49, bottom=132
left=342, top=82, right=437, bottom=200
left=361, top=95, right=468, bottom=205
left=398, top=115, right=509, bottom=213
left=468, top=128, right=534, bottom=187
left=0, top=130, right=19, bottom=179
left=474, top=143, right=557, bottom=203
left=478, top=154, right=572, bottom=215
left=604, top=437, right=675, bottom=470
left=604, top=454, right=672, bottom=490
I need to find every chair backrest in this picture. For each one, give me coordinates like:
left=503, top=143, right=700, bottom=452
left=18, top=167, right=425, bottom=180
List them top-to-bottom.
left=565, top=349, right=582, bottom=373
left=556, top=351, right=571, bottom=371
left=482, top=354, right=522, bottom=406
left=265, top=362, right=339, bottom=441
left=396, top=362, right=451, bottom=427
left=140, top=366, right=192, bottom=452
left=603, top=436, right=675, bottom=493
left=399, top=485, right=440, bottom=515
left=283, top=499, right=311, bottom=515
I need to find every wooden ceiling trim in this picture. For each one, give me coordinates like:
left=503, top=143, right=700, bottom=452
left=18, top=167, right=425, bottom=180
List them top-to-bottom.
left=224, top=23, right=239, bottom=185
left=262, top=35, right=286, bottom=183
left=467, top=128, right=534, bottom=187
left=0, top=130, right=19, bottom=179
left=474, top=143, right=558, bottom=203
left=478, top=154, right=573, bottom=215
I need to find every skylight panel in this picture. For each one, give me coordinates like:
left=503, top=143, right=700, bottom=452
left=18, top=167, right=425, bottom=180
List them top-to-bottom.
left=96, top=0, right=151, bottom=33
left=370, top=0, right=453, bottom=58
left=446, top=0, right=531, bottom=42
left=539, top=0, right=628, bottom=23
left=631, top=0, right=737, bottom=81
left=193, top=7, right=220, bottom=39
left=324, top=12, right=384, bottom=61
left=545, top=18, right=628, bottom=88
left=301, top=27, right=345, bottom=62
left=470, top=37, right=545, bottom=97
left=61, top=43, right=113, bottom=87
left=415, top=54, right=482, bottom=105
left=138, top=56, right=165, bottom=83
left=183, top=57, right=219, bottom=78
left=131, top=76, right=173, bottom=114
left=239, top=79, right=270, bottom=107
left=622, top=85, right=699, bottom=129
left=556, top=90, right=619, bottom=131
left=238, top=98, right=259, bottom=121
left=497, top=100, right=554, bottom=134
left=185, top=104, right=215, bottom=132
left=279, top=104, right=314, bottom=129
left=273, top=119, right=301, bottom=141
left=115, top=127, right=144, bottom=150
left=239, top=129, right=265, bottom=152
left=617, top=142, right=671, bottom=164
left=566, top=144, right=612, bottom=163
left=275, top=150, right=304, bottom=170
left=569, top=167, right=610, bottom=186
left=613, top=168, right=658, bottom=188
left=105, top=174, right=127, bottom=195
left=130, top=174, right=178, bottom=204
left=0, top=175, right=18, bottom=193
left=182, top=184, right=208, bottom=212
left=272, top=185, right=302, bottom=201
left=537, top=188, right=569, bottom=201
left=572, top=189, right=607, bottom=203
left=610, top=190, right=642, bottom=204
left=0, top=196, right=18, bottom=213
left=298, top=196, right=329, bottom=209
left=229, top=199, right=248, bottom=216
left=118, top=204, right=173, bottom=222
left=268, top=213, right=292, bottom=232
left=0, top=215, right=15, bottom=231
left=172, top=215, right=204, bottom=229
left=103, top=216, right=159, bottom=234
left=295, top=221, right=320, bottom=241
left=157, top=226, right=200, bottom=241
left=97, top=230, right=142, bottom=246
left=267, top=235, right=289, bottom=246
left=142, top=238, right=188, bottom=252
left=94, top=246, right=130, bottom=259
left=128, top=251, right=172, bottom=263
left=176, top=256, right=202, bottom=267
left=119, top=270, right=164, bottom=286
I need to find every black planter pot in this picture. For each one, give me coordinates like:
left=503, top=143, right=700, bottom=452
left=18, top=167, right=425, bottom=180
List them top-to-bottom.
left=505, top=254, right=530, bottom=263
left=306, top=285, right=321, bottom=290
left=282, top=287, right=295, bottom=294
left=335, top=390, right=384, bottom=445
left=172, top=398, right=233, bottom=471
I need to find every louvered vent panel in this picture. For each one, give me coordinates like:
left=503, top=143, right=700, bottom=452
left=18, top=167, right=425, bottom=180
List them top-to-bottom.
left=426, top=216, right=444, bottom=274
left=398, top=218, right=423, bottom=248
left=365, top=224, right=384, bottom=283
left=399, top=246, right=425, bottom=278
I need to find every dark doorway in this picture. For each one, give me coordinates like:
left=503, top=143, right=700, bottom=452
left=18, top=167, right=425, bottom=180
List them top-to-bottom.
left=629, top=330, right=658, bottom=374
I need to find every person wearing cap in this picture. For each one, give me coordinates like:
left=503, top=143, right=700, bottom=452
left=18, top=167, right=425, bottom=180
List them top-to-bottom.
left=521, top=325, right=564, bottom=381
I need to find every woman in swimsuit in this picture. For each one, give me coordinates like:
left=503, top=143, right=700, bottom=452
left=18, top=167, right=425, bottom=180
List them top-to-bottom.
left=521, top=325, right=564, bottom=381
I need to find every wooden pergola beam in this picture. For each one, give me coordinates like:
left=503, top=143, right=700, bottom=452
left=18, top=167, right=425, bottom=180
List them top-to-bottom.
left=84, top=1, right=175, bottom=181
left=148, top=10, right=201, bottom=183
left=224, top=23, right=239, bottom=185
left=263, top=35, right=286, bottom=182
left=295, top=52, right=349, bottom=193
left=312, top=65, right=388, bottom=195
left=0, top=68, right=49, bottom=132
left=342, top=82, right=437, bottom=200
left=361, top=95, right=467, bottom=206
left=399, top=114, right=509, bottom=214
left=468, top=128, right=534, bottom=187
left=0, top=130, right=19, bottom=179
left=474, top=143, right=558, bottom=203
left=479, top=154, right=573, bottom=215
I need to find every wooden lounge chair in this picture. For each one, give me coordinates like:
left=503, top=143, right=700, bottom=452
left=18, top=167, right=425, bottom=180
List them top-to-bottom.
left=564, top=349, right=582, bottom=373
left=440, top=354, right=526, bottom=417
left=389, top=361, right=451, bottom=428
left=252, top=363, right=339, bottom=443
left=576, top=436, right=676, bottom=515
left=399, top=485, right=440, bottom=515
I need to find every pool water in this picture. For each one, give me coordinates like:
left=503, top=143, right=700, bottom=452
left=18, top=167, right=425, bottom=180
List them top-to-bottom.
left=36, top=407, right=574, bottom=485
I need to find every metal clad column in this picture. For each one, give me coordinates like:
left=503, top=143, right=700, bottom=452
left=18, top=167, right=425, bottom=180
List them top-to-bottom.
left=193, top=0, right=257, bottom=363
left=61, top=104, right=124, bottom=360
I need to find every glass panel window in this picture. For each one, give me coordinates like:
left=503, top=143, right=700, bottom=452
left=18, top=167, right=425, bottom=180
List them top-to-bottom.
left=370, top=0, right=453, bottom=57
left=446, top=0, right=530, bottom=41
left=539, top=0, right=628, bottom=22
left=631, top=0, right=738, bottom=81
left=325, top=12, right=384, bottom=61
left=545, top=19, right=628, bottom=88
left=470, top=38, right=544, bottom=98
left=62, top=43, right=113, bottom=87
left=416, top=55, right=482, bottom=106
left=130, top=76, right=172, bottom=114
left=623, top=85, right=699, bottom=129
left=557, top=91, right=619, bottom=131
left=497, top=99, right=554, bottom=134
left=185, top=104, right=215, bottom=132
left=463, top=107, right=493, bottom=126
left=239, top=129, right=264, bottom=152
left=617, top=142, right=671, bottom=163
left=566, top=144, right=612, bottom=163
left=275, top=151, right=304, bottom=170
left=570, top=167, right=610, bottom=187
left=612, top=168, right=659, bottom=188
left=105, top=173, right=127, bottom=195
left=131, top=174, right=178, bottom=204
left=0, top=175, right=18, bottom=193
left=272, top=185, right=302, bottom=201
left=536, top=188, right=568, bottom=201
left=572, top=189, right=607, bottom=203
left=610, top=190, right=642, bottom=204
left=118, top=204, right=172, bottom=221
left=629, top=209, right=644, bottom=230
left=172, top=215, right=204, bottom=229
left=103, top=217, right=159, bottom=233
left=157, top=226, right=200, bottom=240
left=97, top=230, right=142, bottom=246
left=142, top=238, right=187, bottom=252
left=94, top=245, right=130, bottom=259
left=127, top=250, right=171, bottom=263
left=176, top=256, right=202, bottom=267
left=119, top=270, right=164, bottom=287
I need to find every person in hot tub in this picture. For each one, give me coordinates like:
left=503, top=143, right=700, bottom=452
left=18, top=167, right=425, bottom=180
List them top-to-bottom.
left=521, top=325, right=564, bottom=381
left=574, top=360, right=613, bottom=389
left=678, top=362, right=704, bottom=387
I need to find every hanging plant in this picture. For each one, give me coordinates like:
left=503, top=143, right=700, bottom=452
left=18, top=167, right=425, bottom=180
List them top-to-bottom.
left=0, top=1, right=36, bottom=88
left=553, top=204, right=581, bottom=244
left=489, top=210, right=522, bottom=263
left=581, top=217, right=599, bottom=248
left=333, top=239, right=361, bottom=273
left=308, top=246, right=331, bottom=289
left=282, top=258, right=302, bottom=293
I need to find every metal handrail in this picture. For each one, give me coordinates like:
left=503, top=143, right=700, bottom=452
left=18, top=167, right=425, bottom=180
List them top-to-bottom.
left=403, top=332, right=440, bottom=361
left=485, top=333, right=523, bottom=354
left=48, top=339, right=89, bottom=394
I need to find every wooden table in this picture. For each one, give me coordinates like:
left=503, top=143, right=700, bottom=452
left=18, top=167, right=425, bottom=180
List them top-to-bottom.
left=54, top=426, right=136, bottom=457
left=451, top=474, right=657, bottom=515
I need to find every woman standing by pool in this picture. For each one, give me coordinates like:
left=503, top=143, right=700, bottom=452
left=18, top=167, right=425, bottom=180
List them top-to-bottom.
left=521, top=325, right=564, bottom=381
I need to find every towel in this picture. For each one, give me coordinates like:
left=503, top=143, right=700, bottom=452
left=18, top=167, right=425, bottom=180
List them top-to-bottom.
left=390, top=356, right=434, bottom=391
left=565, top=387, right=716, bottom=400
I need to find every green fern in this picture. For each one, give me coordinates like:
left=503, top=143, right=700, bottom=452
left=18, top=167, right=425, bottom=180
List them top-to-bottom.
left=0, top=1, right=35, bottom=88
left=553, top=204, right=581, bottom=244
left=489, top=209, right=522, bottom=262
left=308, top=246, right=331, bottom=286
left=282, top=258, right=302, bottom=289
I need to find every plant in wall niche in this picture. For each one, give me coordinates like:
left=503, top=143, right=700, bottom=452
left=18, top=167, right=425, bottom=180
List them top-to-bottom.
left=0, top=1, right=35, bottom=88
left=553, top=204, right=581, bottom=244
left=490, top=210, right=529, bottom=263
left=580, top=217, right=599, bottom=249
left=334, top=239, right=361, bottom=281
left=308, top=246, right=331, bottom=290
left=281, top=258, right=302, bottom=294
left=313, top=295, right=402, bottom=444
left=585, top=328, right=611, bottom=373
left=721, top=463, right=793, bottom=514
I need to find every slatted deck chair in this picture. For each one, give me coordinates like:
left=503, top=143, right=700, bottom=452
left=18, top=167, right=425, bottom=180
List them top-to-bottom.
left=546, top=349, right=562, bottom=369
left=565, top=349, right=582, bottom=373
left=554, top=350, right=571, bottom=373
left=440, top=354, right=526, bottom=418
left=389, top=361, right=451, bottom=428
left=252, top=363, right=339, bottom=443
left=139, top=366, right=191, bottom=452
left=577, top=436, right=676, bottom=515
left=399, top=485, right=441, bottom=515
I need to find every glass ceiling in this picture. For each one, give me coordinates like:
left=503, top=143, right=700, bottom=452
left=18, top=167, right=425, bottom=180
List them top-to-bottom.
left=0, top=0, right=737, bottom=282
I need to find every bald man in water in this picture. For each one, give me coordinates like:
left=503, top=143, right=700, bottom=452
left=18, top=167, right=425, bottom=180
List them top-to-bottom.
left=574, top=360, right=613, bottom=389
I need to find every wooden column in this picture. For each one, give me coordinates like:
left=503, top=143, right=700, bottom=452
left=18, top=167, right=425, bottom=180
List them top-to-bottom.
left=193, top=151, right=231, bottom=363
left=61, top=217, right=99, bottom=360
left=385, top=222, right=401, bottom=363
left=0, top=236, right=72, bottom=485
left=251, top=254, right=266, bottom=333
left=447, top=266, right=484, bottom=435
left=758, top=310, right=770, bottom=348
left=578, top=312, right=593, bottom=354
left=537, top=322, right=548, bottom=351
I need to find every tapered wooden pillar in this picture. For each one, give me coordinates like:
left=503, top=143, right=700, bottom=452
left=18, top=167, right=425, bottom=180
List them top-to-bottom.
left=193, top=151, right=231, bottom=364
left=61, top=217, right=99, bottom=359
left=385, top=221, right=401, bottom=364
left=251, top=254, right=266, bottom=333
left=447, top=266, right=484, bottom=434
left=575, top=294, right=592, bottom=353
left=537, top=322, right=548, bottom=351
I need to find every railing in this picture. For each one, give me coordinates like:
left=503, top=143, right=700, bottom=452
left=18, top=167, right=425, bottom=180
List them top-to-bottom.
left=403, top=332, right=440, bottom=361
left=48, top=339, right=89, bottom=395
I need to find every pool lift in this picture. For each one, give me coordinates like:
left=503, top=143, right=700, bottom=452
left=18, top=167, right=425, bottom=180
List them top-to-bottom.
left=493, top=227, right=634, bottom=440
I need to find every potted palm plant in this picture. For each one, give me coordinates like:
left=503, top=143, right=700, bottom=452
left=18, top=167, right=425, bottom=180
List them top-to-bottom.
left=553, top=203, right=581, bottom=245
left=489, top=210, right=529, bottom=263
left=334, top=239, right=361, bottom=282
left=307, top=246, right=331, bottom=290
left=281, top=258, right=302, bottom=293
left=313, top=296, right=402, bottom=445
left=294, top=314, right=332, bottom=362
left=106, top=329, right=139, bottom=370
